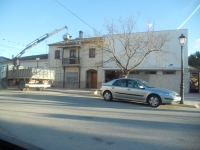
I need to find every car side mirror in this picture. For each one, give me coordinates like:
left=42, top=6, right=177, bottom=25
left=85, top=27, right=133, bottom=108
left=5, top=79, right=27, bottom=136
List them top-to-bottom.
left=139, top=86, right=145, bottom=89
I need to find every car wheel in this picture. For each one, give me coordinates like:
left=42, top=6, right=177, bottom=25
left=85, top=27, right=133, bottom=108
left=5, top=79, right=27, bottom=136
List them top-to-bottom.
left=18, top=80, right=26, bottom=91
left=36, top=87, right=44, bottom=91
left=103, top=91, right=113, bottom=101
left=148, top=94, right=161, bottom=107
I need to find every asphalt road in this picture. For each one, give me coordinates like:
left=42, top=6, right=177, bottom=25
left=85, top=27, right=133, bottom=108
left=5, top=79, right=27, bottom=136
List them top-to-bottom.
left=0, top=89, right=200, bottom=150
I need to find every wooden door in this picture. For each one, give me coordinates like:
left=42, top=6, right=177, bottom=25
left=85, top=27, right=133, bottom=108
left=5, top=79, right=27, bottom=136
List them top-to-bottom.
left=91, top=72, right=97, bottom=88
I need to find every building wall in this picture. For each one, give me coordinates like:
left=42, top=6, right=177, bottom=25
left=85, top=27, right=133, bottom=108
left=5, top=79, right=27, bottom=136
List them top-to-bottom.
left=103, top=29, right=188, bottom=70
left=79, top=42, right=103, bottom=88
left=48, top=45, right=63, bottom=87
left=19, top=59, right=48, bottom=69
left=128, top=70, right=189, bottom=94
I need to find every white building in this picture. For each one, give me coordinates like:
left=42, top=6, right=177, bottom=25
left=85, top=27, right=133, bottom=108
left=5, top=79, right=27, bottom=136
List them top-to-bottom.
left=48, top=29, right=189, bottom=93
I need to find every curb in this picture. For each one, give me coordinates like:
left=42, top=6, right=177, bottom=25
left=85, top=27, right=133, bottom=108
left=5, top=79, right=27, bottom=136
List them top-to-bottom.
left=162, top=104, right=197, bottom=108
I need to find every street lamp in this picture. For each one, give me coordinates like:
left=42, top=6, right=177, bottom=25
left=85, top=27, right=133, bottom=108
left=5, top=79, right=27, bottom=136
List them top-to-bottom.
left=178, top=34, right=186, bottom=104
left=36, top=58, right=40, bottom=68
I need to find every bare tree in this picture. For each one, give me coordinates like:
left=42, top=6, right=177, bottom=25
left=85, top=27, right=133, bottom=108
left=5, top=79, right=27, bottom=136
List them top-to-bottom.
left=89, top=16, right=171, bottom=78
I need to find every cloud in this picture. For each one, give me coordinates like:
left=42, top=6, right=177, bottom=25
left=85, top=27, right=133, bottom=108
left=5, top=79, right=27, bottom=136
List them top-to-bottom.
left=194, top=38, right=200, bottom=49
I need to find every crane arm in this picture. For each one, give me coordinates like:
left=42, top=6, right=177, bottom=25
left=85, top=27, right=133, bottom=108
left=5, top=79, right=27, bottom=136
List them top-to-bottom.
left=13, top=26, right=67, bottom=65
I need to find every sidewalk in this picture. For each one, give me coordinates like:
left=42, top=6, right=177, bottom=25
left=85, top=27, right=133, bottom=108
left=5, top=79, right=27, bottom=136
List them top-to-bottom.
left=44, top=87, right=200, bottom=108
left=45, top=87, right=98, bottom=95
left=184, top=93, right=200, bottom=108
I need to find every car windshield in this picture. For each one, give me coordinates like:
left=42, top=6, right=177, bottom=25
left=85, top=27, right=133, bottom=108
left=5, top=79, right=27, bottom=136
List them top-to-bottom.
left=138, top=79, right=155, bottom=88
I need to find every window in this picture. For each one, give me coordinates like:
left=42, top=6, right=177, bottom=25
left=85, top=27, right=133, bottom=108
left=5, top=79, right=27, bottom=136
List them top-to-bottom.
left=89, top=48, right=95, bottom=58
left=55, top=50, right=60, bottom=59
left=70, top=50, right=76, bottom=58
left=70, top=50, right=76, bottom=64
left=129, top=70, right=140, bottom=74
left=145, top=71, right=157, bottom=74
left=163, top=71, right=176, bottom=74
left=67, top=72, right=78, bottom=84
left=113, top=79, right=127, bottom=87
left=138, top=79, right=155, bottom=88
left=128, top=80, right=138, bottom=88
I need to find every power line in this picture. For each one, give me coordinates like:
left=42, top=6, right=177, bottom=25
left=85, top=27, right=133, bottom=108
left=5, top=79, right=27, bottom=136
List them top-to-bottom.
left=54, top=0, right=102, bottom=35
left=2, top=39, right=25, bottom=46
left=0, top=44, right=42, bottom=54
left=0, top=44, right=22, bottom=50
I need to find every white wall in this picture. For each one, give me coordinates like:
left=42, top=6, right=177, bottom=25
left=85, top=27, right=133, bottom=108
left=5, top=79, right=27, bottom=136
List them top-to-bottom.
left=102, top=29, right=188, bottom=70
left=49, top=45, right=60, bottom=69
left=19, top=59, right=48, bottom=69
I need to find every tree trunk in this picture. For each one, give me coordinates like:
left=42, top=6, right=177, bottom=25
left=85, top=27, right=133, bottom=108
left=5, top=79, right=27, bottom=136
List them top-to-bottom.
left=122, top=73, right=129, bottom=78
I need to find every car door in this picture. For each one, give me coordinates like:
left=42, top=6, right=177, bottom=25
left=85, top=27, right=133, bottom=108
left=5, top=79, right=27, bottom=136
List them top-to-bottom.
left=111, top=79, right=127, bottom=100
left=126, top=79, right=146, bottom=102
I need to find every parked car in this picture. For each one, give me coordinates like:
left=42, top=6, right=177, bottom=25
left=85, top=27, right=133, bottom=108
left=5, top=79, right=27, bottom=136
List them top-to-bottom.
left=100, top=78, right=181, bottom=107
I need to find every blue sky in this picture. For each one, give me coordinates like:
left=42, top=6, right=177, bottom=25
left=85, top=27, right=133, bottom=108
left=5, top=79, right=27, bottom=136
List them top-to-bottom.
left=0, top=0, right=199, bottom=59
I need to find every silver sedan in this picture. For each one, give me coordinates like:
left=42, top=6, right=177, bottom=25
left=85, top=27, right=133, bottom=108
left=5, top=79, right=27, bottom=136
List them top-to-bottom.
left=100, top=78, right=181, bottom=107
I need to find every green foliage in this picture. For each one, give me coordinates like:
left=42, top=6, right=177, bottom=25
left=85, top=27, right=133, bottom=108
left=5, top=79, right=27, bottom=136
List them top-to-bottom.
left=188, top=51, right=200, bottom=68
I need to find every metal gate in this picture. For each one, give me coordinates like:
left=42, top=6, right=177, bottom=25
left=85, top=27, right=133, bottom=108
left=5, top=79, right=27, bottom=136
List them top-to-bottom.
left=190, top=73, right=199, bottom=93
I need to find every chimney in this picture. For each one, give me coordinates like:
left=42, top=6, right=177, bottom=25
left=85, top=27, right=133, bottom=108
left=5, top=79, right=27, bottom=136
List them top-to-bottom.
left=79, top=31, right=83, bottom=38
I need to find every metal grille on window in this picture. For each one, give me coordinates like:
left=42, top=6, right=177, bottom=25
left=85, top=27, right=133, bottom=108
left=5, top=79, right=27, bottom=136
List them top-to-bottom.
left=145, top=71, right=157, bottom=74
left=163, top=71, right=176, bottom=74
left=67, top=72, right=78, bottom=84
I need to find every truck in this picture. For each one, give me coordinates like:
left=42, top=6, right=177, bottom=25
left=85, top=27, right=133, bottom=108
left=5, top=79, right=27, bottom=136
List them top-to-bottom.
left=1, top=26, right=68, bottom=91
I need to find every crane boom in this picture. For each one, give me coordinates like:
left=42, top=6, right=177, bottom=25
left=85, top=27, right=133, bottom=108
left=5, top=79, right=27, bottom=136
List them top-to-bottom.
left=13, top=26, right=67, bottom=66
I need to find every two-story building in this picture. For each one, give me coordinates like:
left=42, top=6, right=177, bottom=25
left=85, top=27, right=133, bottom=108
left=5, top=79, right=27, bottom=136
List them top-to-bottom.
left=48, top=29, right=189, bottom=93
left=48, top=31, right=104, bottom=89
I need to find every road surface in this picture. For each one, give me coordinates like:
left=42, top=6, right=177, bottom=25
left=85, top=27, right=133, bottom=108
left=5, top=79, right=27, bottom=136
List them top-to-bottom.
left=0, top=89, right=200, bottom=150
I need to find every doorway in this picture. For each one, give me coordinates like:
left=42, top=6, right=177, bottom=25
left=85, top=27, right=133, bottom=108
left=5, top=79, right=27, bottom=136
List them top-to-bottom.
left=86, top=69, right=97, bottom=88
left=91, top=72, right=97, bottom=88
left=190, top=73, right=199, bottom=93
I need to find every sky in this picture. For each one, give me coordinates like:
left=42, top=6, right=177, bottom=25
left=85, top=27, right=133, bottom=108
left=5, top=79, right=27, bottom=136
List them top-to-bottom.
left=0, top=0, right=199, bottom=59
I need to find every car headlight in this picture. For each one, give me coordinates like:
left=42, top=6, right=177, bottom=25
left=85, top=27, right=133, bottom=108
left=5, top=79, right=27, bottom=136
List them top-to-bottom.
left=164, top=93, right=175, bottom=97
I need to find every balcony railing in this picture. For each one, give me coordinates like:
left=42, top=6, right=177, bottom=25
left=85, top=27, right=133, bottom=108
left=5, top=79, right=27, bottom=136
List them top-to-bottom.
left=62, top=57, right=80, bottom=66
